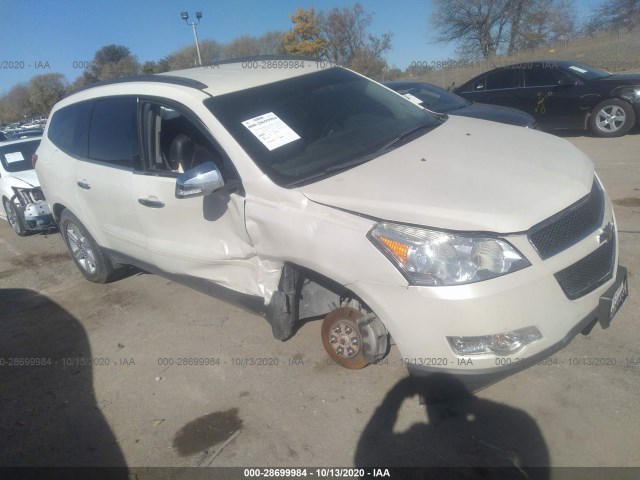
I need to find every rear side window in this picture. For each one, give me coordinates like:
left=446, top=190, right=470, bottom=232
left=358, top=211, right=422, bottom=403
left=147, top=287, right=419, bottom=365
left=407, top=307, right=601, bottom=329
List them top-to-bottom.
left=88, top=97, right=139, bottom=167
left=48, top=101, right=91, bottom=157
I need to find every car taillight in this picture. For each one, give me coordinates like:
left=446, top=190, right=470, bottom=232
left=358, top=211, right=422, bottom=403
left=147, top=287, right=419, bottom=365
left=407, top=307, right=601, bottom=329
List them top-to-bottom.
left=32, top=154, right=38, bottom=168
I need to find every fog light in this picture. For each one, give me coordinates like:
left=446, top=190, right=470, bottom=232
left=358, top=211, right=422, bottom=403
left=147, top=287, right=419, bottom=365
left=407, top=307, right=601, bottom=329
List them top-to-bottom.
left=447, top=326, right=542, bottom=356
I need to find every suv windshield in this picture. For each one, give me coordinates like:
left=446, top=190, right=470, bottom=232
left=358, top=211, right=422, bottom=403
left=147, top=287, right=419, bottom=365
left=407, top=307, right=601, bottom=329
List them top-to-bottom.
left=205, top=67, right=441, bottom=187
left=0, top=139, right=39, bottom=173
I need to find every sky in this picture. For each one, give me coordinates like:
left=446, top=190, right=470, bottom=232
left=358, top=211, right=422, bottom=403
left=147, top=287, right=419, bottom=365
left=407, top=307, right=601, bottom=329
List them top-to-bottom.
left=0, top=0, right=602, bottom=96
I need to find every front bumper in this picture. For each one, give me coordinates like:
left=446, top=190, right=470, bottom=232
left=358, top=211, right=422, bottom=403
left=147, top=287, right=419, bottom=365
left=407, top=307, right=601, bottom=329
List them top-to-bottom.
left=10, top=187, right=55, bottom=232
left=405, top=266, right=627, bottom=401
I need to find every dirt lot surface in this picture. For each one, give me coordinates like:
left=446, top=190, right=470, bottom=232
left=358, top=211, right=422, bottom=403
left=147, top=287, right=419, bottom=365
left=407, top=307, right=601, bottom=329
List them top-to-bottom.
left=1, top=130, right=639, bottom=475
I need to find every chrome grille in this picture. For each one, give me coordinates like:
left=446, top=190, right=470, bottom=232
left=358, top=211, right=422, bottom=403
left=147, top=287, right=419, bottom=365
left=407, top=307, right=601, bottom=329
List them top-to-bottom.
left=528, top=179, right=604, bottom=259
left=554, top=234, right=615, bottom=300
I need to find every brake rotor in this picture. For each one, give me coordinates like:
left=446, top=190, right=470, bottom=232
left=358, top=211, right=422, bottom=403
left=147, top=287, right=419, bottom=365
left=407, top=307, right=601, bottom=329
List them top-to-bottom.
left=321, top=307, right=369, bottom=369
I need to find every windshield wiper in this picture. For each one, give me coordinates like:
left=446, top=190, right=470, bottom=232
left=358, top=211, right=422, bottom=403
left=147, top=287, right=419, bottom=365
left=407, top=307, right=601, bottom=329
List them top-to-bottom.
left=376, top=123, right=437, bottom=152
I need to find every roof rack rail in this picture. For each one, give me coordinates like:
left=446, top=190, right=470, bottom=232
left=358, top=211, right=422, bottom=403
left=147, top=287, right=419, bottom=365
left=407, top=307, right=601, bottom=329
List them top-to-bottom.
left=214, top=54, right=321, bottom=64
left=65, top=74, right=208, bottom=98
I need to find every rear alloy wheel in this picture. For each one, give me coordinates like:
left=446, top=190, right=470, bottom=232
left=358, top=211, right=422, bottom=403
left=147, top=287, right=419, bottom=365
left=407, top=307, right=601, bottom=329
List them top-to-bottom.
left=590, top=99, right=635, bottom=137
left=3, top=198, right=27, bottom=236
left=59, top=209, right=116, bottom=283
left=321, top=307, right=370, bottom=369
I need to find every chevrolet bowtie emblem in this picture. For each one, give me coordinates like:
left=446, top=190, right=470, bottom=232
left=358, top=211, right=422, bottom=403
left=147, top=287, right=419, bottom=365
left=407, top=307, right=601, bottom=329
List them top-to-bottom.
left=598, top=222, right=614, bottom=245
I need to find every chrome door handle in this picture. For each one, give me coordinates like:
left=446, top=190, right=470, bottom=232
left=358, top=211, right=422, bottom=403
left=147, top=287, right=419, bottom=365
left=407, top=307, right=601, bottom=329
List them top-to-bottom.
left=77, top=180, right=91, bottom=190
left=138, top=197, right=165, bottom=208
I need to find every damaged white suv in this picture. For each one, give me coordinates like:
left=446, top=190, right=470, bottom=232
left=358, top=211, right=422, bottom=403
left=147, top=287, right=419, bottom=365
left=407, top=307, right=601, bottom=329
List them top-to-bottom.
left=35, top=58, right=627, bottom=392
left=1, top=137, right=54, bottom=235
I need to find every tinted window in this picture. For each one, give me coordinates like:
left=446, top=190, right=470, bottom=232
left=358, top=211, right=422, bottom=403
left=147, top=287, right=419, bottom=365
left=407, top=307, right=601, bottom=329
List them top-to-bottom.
left=524, top=66, right=572, bottom=86
left=206, top=68, right=441, bottom=187
left=486, top=69, right=521, bottom=90
left=88, top=97, right=139, bottom=167
left=139, top=100, right=233, bottom=178
left=48, top=101, right=91, bottom=157
left=0, top=139, right=40, bottom=173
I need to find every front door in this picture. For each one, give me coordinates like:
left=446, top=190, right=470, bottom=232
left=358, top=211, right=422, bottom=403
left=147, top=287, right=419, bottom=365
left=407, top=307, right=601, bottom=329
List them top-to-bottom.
left=133, top=99, right=261, bottom=296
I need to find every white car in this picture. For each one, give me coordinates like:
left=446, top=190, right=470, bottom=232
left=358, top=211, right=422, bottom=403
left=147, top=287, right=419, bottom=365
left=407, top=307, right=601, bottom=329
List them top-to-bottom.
left=34, top=58, right=627, bottom=393
left=0, top=137, right=54, bottom=235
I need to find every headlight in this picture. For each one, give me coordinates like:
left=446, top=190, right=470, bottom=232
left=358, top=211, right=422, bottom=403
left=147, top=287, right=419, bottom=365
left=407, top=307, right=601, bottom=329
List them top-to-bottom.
left=369, top=222, right=530, bottom=286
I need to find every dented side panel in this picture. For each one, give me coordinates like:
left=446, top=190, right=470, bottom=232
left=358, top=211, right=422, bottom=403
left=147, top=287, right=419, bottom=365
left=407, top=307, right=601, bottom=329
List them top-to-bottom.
left=133, top=173, right=275, bottom=297
left=243, top=178, right=408, bottom=303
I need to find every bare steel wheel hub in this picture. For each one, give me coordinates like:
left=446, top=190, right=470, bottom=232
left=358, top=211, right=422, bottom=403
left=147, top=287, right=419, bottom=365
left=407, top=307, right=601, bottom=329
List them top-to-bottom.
left=321, top=307, right=369, bottom=369
left=329, top=321, right=360, bottom=358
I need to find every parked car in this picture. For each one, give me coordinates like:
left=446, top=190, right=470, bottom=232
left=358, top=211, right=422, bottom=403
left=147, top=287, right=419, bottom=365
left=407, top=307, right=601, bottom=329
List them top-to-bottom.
left=35, top=58, right=627, bottom=392
left=455, top=60, right=640, bottom=137
left=385, top=80, right=536, bottom=128
left=8, top=129, right=45, bottom=140
left=0, top=131, right=7, bottom=142
left=0, top=137, right=54, bottom=235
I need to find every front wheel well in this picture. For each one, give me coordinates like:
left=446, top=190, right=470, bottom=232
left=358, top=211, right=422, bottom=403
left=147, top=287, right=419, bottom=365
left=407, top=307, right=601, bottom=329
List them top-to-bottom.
left=266, top=263, right=374, bottom=339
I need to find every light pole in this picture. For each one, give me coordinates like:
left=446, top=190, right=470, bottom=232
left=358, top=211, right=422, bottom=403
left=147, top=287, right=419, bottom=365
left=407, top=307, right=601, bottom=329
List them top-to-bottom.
left=180, top=11, right=203, bottom=66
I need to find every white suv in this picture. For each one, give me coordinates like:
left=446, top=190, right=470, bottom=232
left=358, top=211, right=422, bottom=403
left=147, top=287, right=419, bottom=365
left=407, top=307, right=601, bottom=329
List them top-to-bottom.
left=35, top=58, right=627, bottom=393
left=1, top=137, right=54, bottom=235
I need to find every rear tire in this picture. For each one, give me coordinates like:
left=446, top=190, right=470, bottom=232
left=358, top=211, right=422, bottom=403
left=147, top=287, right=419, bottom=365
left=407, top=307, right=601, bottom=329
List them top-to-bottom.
left=589, top=99, right=635, bottom=137
left=3, top=198, right=27, bottom=236
left=59, top=209, right=116, bottom=283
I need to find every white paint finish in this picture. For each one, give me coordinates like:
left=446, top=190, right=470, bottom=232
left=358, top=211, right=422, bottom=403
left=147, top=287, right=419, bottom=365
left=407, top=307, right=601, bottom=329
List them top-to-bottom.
left=300, top=116, right=594, bottom=233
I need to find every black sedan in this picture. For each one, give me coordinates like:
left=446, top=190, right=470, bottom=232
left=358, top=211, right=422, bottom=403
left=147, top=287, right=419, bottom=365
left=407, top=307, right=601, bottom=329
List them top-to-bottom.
left=454, top=60, right=640, bottom=137
left=385, top=81, right=536, bottom=128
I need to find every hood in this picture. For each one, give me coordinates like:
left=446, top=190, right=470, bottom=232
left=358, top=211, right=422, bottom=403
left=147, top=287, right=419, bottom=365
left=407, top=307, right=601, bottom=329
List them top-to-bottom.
left=596, top=72, right=640, bottom=84
left=452, top=102, right=534, bottom=127
left=299, top=116, right=594, bottom=233
left=10, top=169, right=40, bottom=188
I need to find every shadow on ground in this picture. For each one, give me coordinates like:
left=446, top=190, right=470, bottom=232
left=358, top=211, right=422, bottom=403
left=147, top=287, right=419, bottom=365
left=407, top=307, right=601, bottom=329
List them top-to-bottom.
left=0, top=288, right=127, bottom=473
left=355, top=376, right=549, bottom=479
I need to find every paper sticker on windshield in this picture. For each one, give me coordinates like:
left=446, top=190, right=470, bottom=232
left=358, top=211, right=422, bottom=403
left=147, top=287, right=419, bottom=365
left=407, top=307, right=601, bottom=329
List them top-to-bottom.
left=569, top=66, right=587, bottom=74
left=402, top=93, right=424, bottom=105
left=242, top=112, right=300, bottom=151
left=4, top=152, right=25, bottom=164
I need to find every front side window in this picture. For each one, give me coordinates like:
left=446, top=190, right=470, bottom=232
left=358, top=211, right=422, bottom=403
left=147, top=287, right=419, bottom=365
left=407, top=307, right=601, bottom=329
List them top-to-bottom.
left=524, top=66, right=573, bottom=87
left=205, top=67, right=442, bottom=187
left=88, top=97, right=139, bottom=167
left=139, top=101, right=229, bottom=177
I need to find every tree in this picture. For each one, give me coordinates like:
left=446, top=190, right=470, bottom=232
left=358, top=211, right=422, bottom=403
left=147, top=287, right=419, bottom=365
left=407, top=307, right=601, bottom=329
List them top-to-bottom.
left=432, top=0, right=514, bottom=59
left=433, top=0, right=578, bottom=58
left=586, top=0, right=640, bottom=33
left=321, top=3, right=393, bottom=71
left=281, top=4, right=392, bottom=77
left=281, top=7, right=327, bottom=57
left=224, top=36, right=263, bottom=58
left=165, top=39, right=224, bottom=69
left=84, top=44, right=139, bottom=83
left=140, top=58, right=171, bottom=75
left=26, top=74, right=67, bottom=116
left=0, top=84, right=29, bottom=123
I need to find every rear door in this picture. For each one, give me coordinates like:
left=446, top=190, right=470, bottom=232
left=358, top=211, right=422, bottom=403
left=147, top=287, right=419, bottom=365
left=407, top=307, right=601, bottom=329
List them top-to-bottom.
left=521, top=65, right=585, bottom=128
left=74, top=97, right=151, bottom=262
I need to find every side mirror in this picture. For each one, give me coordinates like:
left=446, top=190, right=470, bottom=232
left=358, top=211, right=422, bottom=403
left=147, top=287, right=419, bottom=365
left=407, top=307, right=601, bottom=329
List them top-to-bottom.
left=557, top=79, right=575, bottom=86
left=175, top=161, right=225, bottom=199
